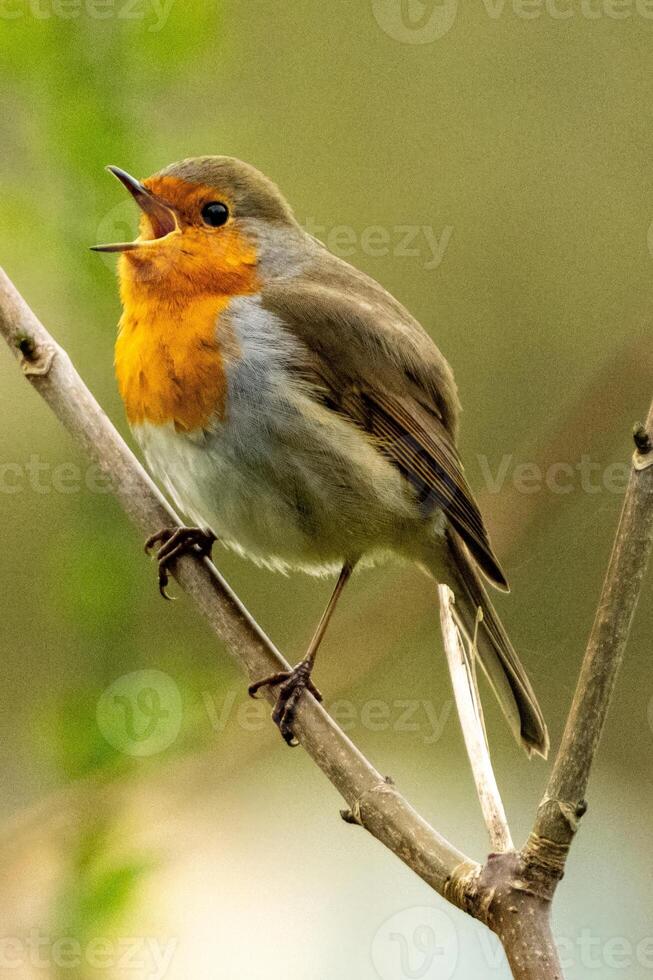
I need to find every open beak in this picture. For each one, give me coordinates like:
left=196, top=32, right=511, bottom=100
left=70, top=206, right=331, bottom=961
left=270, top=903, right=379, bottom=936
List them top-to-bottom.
left=91, top=166, right=179, bottom=253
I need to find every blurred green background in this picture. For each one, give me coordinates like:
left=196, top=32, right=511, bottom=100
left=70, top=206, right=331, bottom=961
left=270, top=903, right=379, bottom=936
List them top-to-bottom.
left=0, top=2, right=652, bottom=977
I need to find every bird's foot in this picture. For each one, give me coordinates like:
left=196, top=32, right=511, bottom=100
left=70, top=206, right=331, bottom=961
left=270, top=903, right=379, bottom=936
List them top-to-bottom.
left=144, top=526, right=216, bottom=599
left=248, top=659, right=323, bottom=746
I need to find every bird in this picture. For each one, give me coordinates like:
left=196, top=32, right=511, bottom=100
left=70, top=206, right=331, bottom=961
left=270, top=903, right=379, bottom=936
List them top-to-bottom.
left=92, top=156, right=548, bottom=757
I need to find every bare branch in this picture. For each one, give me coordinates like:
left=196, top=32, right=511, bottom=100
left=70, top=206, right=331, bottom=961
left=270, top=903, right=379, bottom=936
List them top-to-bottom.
left=0, top=267, right=472, bottom=902
left=525, top=400, right=653, bottom=867
left=438, top=585, right=514, bottom=853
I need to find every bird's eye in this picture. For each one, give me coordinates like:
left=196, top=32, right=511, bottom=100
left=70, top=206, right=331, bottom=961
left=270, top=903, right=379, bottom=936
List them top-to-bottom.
left=201, top=201, right=229, bottom=227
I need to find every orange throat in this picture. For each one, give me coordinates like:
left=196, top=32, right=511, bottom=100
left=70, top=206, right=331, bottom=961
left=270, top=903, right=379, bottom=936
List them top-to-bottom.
left=114, top=222, right=258, bottom=432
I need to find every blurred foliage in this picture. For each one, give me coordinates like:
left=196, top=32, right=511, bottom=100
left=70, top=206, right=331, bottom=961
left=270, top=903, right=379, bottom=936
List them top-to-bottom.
left=54, top=811, right=156, bottom=980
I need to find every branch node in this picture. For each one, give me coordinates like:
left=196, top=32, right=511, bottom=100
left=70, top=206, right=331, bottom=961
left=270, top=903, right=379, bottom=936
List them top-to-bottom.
left=15, top=333, right=35, bottom=359
left=19, top=337, right=56, bottom=376
left=633, top=422, right=652, bottom=454
left=633, top=423, right=653, bottom=469
left=340, top=776, right=397, bottom=828
left=558, top=799, right=581, bottom=833
left=575, top=799, right=588, bottom=819
left=339, top=807, right=361, bottom=826
left=521, top=831, right=569, bottom=896
left=444, top=859, right=482, bottom=913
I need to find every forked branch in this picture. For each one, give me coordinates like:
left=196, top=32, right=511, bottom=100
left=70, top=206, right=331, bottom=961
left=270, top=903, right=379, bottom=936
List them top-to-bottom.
left=1, top=265, right=652, bottom=980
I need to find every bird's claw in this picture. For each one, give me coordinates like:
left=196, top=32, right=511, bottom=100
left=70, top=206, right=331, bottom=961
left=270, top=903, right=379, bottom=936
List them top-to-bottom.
left=144, top=526, right=216, bottom=600
left=248, top=660, right=322, bottom=746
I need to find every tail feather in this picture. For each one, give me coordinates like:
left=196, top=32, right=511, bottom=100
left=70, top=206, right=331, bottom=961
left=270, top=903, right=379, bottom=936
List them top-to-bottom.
left=443, top=530, right=549, bottom=759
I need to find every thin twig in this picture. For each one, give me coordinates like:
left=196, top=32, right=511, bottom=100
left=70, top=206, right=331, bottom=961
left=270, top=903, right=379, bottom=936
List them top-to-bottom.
left=525, top=400, right=653, bottom=865
left=438, top=584, right=514, bottom=853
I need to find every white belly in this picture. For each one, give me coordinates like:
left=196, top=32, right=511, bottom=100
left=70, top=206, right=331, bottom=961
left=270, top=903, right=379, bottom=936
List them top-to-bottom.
left=133, top=390, right=415, bottom=574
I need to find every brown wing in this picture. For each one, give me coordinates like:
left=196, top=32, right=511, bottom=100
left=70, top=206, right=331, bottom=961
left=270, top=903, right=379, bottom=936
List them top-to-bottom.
left=262, top=268, right=508, bottom=590
left=338, top=383, right=508, bottom=589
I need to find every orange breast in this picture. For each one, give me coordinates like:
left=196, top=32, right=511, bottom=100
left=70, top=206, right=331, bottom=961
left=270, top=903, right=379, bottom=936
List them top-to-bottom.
left=114, top=220, right=259, bottom=432
left=115, top=293, right=233, bottom=431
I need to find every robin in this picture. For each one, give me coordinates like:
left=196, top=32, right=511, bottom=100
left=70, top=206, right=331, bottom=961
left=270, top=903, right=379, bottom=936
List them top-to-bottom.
left=92, top=157, right=548, bottom=757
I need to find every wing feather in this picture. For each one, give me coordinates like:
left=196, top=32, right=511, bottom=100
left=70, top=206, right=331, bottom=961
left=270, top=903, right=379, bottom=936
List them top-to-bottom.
left=261, top=268, right=508, bottom=589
